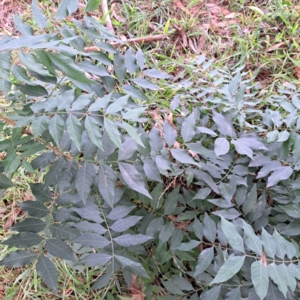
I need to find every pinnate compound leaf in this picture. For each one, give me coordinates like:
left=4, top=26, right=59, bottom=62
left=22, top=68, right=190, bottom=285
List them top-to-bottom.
left=32, top=0, right=47, bottom=29
left=56, top=0, right=68, bottom=19
left=66, top=0, right=78, bottom=14
left=85, top=0, right=101, bottom=12
left=14, top=14, right=33, bottom=35
left=0, top=35, right=52, bottom=51
left=124, top=48, right=137, bottom=75
left=136, top=48, right=146, bottom=70
left=114, top=50, right=126, bottom=82
left=48, top=53, right=95, bottom=84
left=82, top=53, right=109, bottom=72
left=12, top=65, right=31, bottom=84
left=143, top=68, right=172, bottom=79
left=132, top=78, right=158, bottom=90
left=16, top=84, right=48, bottom=96
left=57, top=89, right=75, bottom=111
left=71, top=93, right=92, bottom=111
left=88, top=93, right=112, bottom=112
left=106, top=95, right=129, bottom=115
left=170, top=95, right=180, bottom=110
left=122, top=107, right=146, bottom=120
left=212, top=111, right=236, bottom=138
left=181, top=113, right=195, bottom=143
left=49, top=114, right=65, bottom=146
left=66, top=114, right=82, bottom=151
left=32, top=115, right=50, bottom=139
left=85, top=116, right=103, bottom=149
left=104, top=118, right=122, bottom=149
left=163, top=121, right=177, bottom=147
left=123, top=122, right=144, bottom=148
left=197, top=126, right=217, bottom=137
left=149, top=127, right=163, bottom=152
left=266, top=130, right=279, bottom=143
left=277, top=130, right=290, bottom=142
left=118, top=136, right=137, bottom=160
left=214, top=137, right=230, bottom=156
left=237, top=137, right=268, bottom=151
left=231, top=139, right=253, bottom=158
left=171, top=149, right=197, bottom=165
left=45, top=156, right=68, bottom=187
left=143, top=159, right=162, bottom=183
left=58, top=160, right=78, bottom=192
left=257, top=161, right=281, bottom=179
left=75, top=162, right=95, bottom=205
left=119, top=162, right=152, bottom=199
left=98, top=163, right=116, bottom=208
left=266, top=166, right=293, bottom=188
left=0, top=174, right=15, bottom=189
left=218, top=182, right=234, bottom=202
left=30, top=183, right=52, bottom=203
left=242, top=183, right=257, bottom=216
left=164, top=186, right=180, bottom=215
left=18, top=200, right=49, bottom=218
left=72, top=203, right=103, bottom=223
left=107, top=205, right=135, bottom=220
left=52, top=207, right=79, bottom=222
left=203, top=213, right=217, bottom=243
left=110, top=216, right=142, bottom=232
left=220, top=217, right=244, bottom=253
left=11, top=218, right=46, bottom=233
left=192, top=218, right=203, bottom=240
left=280, top=220, right=300, bottom=236
left=71, top=221, right=107, bottom=234
left=242, top=221, right=262, bottom=255
left=159, top=222, right=175, bottom=243
left=49, top=224, right=80, bottom=240
left=272, top=230, right=287, bottom=259
left=3, top=232, right=42, bottom=248
left=72, top=233, right=110, bottom=248
left=113, top=234, right=153, bottom=247
left=283, top=238, right=296, bottom=259
left=46, top=239, right=75, bottom=261
left=175, top=240, right=200, bottom=251
left=194, top=247, right=214, bottom=277
left=0, top=250, right=37, bottom=267
left=77, top=253, right=112, bottom=267
left=115, top=255, right=149, bottom=278
left=210, top=255, right=245, bottom=284
left=36, top=256, right=58, bottom=295
left=251, top=261, right=269, bottom=300
left=268, top=263, right=288, bottom=297
left=278, top=263, right=296, bottom=293
left=288, top=263, right=300, bottom=280
left=91, top=272, right=112, bottom=290
left=171, top=276, right=194, bottom=292
left=162, top=280, right=184, bottom=295
left=265, top=282, right=287, bottom=300
left=200, top=286, right=221, bottom=300
left=225, top=287, right=241, bottom=300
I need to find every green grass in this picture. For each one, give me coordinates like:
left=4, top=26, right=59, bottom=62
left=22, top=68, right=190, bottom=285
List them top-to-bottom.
left=1, top=0, right=300, bottom=298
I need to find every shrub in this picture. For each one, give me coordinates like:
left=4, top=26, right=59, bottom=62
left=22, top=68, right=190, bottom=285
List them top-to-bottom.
left=1, top=7, right=300, bottom=300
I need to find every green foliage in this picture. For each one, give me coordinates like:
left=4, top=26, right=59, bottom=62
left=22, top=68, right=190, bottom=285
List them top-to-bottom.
left=1, top=8, right=300, bottom=300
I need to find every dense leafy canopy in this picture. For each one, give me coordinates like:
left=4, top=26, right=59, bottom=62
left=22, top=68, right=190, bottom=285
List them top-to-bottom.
left=1, top=5, right=300, bottom=299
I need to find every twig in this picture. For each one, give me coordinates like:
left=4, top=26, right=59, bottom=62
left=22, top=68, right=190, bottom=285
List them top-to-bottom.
left=102, top=0, right=115, bottom=35
left=84, top=34, right=168, bottom=52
